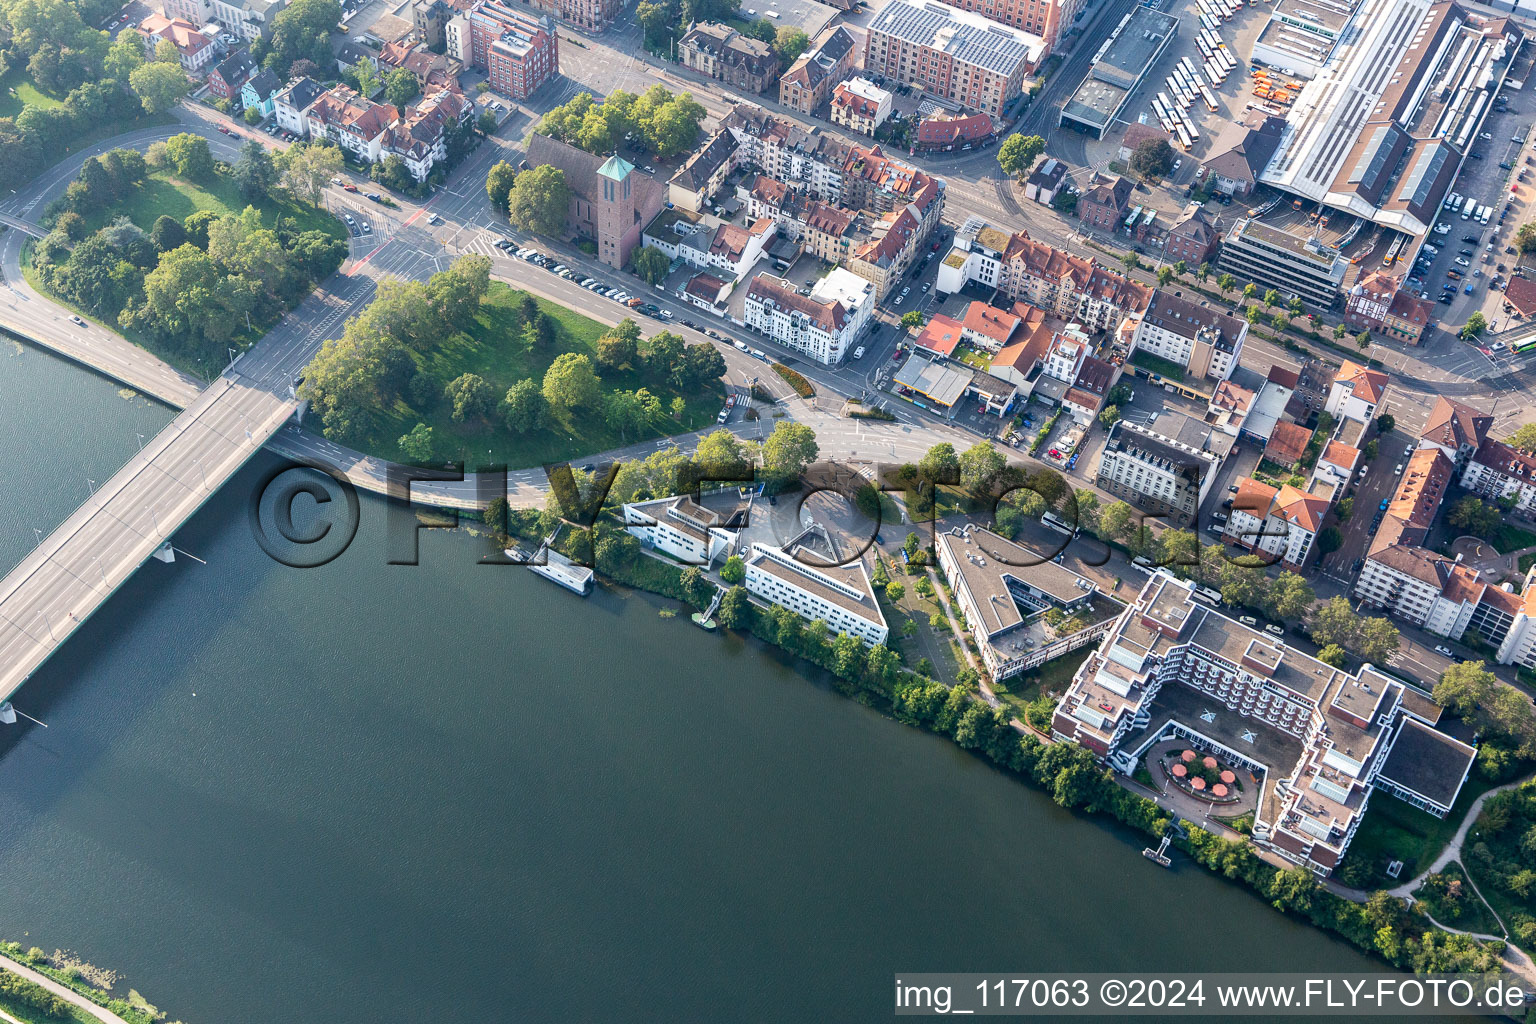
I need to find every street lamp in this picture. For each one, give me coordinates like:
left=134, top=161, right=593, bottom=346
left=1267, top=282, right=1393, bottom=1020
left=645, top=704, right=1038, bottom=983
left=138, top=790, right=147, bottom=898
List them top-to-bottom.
left=136, top=432, right=145, bottom=451
left=86, top=478, right=95, bottom=497
left=147, top=505, right=161, bottom=536
left=33, top=527, right=41, bottom=547
left=36, top=610, right=54, bottom=642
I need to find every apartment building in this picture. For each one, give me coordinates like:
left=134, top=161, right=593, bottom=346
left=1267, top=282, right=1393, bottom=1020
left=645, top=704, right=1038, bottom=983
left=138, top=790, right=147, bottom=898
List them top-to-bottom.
left=208, top=0, right=286, bottom=41
left=863, top=0, right=1043, bottom=118
left=944, top=0, right=1081, bottom=53
left=466, top=1, right=559, bottom=100
left=135, top=15, right=215, bottom=71
left=679, top=23, right=781, bottom=94
left=779, top=26, right=859, bottom=114
left=208, top=48, right=256, bottom=100
left=240, top=69, right=280, bottom=118
left=273, top=76, right=326, bottom=134
left=829, top=78, right=893, bottom=135
left=304, top=86, right=400, bottom=164
left=667, top=130, right=740, bottom=213
left=1077, top=175, right=1132, bottom=231
left=1162, top=206, right=1219, bottom=265
left=642, top=209, right=776, bottom=281
left=1216, top=218, right=1349, bottom=309
left=936, top=219, right=1151, bottom=330
left=743, top=271, right=872, bottom=365
left=1346, top=272, right=1434, bottom=346
left=1131, top=290, right=1247, bottom=382
left=1325, top=360, right=1389, bottom=425
left=1420, top=396, right=1493, bottom=469
left=1095, top=420, right=1217, bottom=526
left=1462, top=440, right=1536, bottom=515
left=1356, top=448, right=1457, bottom=627
left=1222, top=478, right=1329, bottom=568
left=623, top=496, right=736, bottom=565
left=936, top=525, right=1118, bottom=681
left=744, top=542, right=888, bottom=646
left=1052, top=572, right=1476, bottom=876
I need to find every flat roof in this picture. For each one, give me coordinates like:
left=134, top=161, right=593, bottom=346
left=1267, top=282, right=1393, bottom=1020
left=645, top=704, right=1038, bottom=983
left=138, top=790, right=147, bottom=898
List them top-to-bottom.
left=1061, top=5, right=1178, bottom=127
left=894, top=354, right=970, bottom=407
left=747, top=542, right=886, bottom=628
left=1377, top=718, right=1476, bottom=808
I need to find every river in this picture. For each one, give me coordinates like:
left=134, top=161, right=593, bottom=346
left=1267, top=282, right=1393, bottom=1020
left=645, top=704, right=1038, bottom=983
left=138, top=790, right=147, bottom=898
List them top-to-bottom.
left=0, top=340, right=1399, bottom=1022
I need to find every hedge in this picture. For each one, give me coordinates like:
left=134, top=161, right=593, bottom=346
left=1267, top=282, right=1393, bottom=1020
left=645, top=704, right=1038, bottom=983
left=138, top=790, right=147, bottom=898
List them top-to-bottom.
left=771, top=362, right=815, bottom=398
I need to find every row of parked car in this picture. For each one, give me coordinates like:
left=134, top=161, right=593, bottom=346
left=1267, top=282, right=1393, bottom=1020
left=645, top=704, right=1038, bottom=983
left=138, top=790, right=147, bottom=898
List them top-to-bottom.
left=495, top=241, right=688, bottom=322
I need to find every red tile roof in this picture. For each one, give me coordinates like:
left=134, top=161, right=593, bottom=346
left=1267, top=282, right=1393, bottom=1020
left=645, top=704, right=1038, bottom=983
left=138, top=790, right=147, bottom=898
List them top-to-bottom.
left=960, top=301, right=1019, bottom=347
left=914, top=314, right=964, bottom=357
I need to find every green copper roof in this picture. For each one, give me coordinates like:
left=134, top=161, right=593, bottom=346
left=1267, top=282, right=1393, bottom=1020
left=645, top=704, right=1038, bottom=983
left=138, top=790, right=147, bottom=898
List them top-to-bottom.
left=597, top=153, right=635, bottom=181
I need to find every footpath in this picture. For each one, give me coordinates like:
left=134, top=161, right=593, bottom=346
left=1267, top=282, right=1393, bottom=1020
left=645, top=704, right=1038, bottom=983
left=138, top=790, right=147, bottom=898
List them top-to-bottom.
left=0, top=952, right=130, bottom=1024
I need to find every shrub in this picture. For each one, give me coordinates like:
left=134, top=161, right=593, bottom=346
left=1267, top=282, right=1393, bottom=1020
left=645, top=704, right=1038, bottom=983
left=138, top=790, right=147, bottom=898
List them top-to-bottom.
left=771, top=362, right=815, bottom=398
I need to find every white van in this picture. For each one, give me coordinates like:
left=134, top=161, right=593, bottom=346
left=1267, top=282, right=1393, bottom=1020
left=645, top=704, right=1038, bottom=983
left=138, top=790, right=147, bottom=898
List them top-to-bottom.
left=1480, top=206, right=1492, bottom=224
left=853, top=346, right=866, bottom=359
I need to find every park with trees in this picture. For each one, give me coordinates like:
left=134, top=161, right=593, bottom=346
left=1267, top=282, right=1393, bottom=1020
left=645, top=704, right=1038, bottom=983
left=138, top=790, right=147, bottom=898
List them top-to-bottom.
left=535, top=85, right=708, bottom=160
left=26, top=134, right=347, bottom=375
left=300, top=264, right=730, bottom=467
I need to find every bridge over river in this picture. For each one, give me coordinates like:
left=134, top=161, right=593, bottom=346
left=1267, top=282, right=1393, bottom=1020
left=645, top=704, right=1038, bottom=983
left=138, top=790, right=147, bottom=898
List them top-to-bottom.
left=0, top=374, right=295, bottom=705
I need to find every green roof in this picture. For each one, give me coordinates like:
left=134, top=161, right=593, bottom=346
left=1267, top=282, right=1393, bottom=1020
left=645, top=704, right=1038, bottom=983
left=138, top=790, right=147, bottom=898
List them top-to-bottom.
left=597, top=154, right=635, bottom=181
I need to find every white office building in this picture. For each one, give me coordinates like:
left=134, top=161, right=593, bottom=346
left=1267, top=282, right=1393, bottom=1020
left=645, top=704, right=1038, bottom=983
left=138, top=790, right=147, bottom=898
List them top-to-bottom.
left=744, top=542, right=888, bottom=645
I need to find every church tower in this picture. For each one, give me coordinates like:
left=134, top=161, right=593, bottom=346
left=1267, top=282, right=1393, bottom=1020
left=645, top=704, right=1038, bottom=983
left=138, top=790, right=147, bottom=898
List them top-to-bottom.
left=595, top=153, right=637, bottom=270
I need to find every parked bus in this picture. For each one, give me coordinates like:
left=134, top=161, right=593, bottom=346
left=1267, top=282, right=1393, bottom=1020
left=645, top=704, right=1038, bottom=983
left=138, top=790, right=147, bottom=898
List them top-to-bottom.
left=1196, top=37, right=1212, bottom=58
left=1199, top=84, right=1219, bottom=111
left=1176, top=124, right=1194, bottom=149
left=1042, top=511, right=1077, bottom=536
left=1193, top=585, right=1222, bottom=606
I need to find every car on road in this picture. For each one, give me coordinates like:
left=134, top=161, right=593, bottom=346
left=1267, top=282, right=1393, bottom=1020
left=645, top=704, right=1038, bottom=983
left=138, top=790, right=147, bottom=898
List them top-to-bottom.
left=217, top=125, right=231, bottom=135
left=331, top=177, right=344, bottom=186
left=342, top=183, right=358, bottom=192
left=366, top=192, right=382, bottom=202
left=343, top=213, right=354, bottom=223
left=427, top=213, right=441, bottom=225
left=361, top=223, right=371, bottom=234
left=349, top=226, right=360, bottom=236
left=495, top=238, right=514, bottom=250
left=1455, top=256, right=1472, bottom=266
left=893, top=293, right=904, bottom=306
left=70, top=315, right=85, bottom=327
left=853, top=346, right=866, bottom=359
left=1379, top=499, right=1390, bottom=511
left=1435, top=645, right=1454, bottom=656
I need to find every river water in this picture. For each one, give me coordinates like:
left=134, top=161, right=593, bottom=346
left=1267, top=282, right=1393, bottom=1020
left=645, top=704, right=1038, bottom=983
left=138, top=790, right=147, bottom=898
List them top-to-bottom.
left=0, top=340, right=1397, bottom=1022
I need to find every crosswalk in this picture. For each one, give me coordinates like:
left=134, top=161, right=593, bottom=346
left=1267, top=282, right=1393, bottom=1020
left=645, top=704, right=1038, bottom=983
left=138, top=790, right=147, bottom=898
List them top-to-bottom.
left=461, top=231, right=509, bottom=259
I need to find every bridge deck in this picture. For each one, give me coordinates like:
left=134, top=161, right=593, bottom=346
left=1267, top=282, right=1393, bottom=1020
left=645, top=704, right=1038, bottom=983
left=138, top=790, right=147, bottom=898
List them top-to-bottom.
left=0, top=374, right=295, bottom=704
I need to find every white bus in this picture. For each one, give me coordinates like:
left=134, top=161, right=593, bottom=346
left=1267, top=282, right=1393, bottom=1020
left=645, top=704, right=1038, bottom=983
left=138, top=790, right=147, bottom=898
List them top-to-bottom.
left=1196, top=37, right=1212, bottom=59
left=1199, top=84, right=1219, bottom=111
left=1176, top=124, right=1194, bottom=149
left=1042, top=511, right=1077, bottom=536
left=1193, top=585, right=1222, bottom=606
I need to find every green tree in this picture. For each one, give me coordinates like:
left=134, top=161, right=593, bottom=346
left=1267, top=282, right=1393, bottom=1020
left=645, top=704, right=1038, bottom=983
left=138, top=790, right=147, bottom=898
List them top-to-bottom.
left=260, top=0, right=342, bottom=77
left=774, top=26, right=809, bottom=64
left=104, top=32, right=145, bottom=80
left=128, top=60, right=189, bottom=113
left=384, top=67, right=418, bottom=109
left=162, top=132, right=213, bottom=180
left=997, top=133, right=1046, bottom=178
left=232, top=138, right=277, bottom=201
left=1129, top=138, right=1174, bottom=179
left=276, top=141, right=343, bottom=207
left=486, top=160, right=517, bottom=216
left=507, top=165, right=571, bottom=236
left=149, top=215, right=186, bottom=252
left=1518, top=222, right=1536, bottom=255
left=631, top=244, right=670, bottom=285
left=1121, top=251, right=1141, bottom=271
left=1157, top=266, right=1173, bottom=287
left=1217, top=273, right=1235, bottom=296
left=1242, top=282, right=1257, bottom=303
left=1261, top=288, right=1279, bottom=310
left=1245, top=305, right=1263, bottom=326
left=900, top=310, right=925, bottom=330
left=1462, top=311, right=1488, bottom=339
left=597, top=321, right=640, bottom=371
left=1334, top=323, right=1347, bottom=340
left=1355, top=330, right=1371, bottom=351
left=542, top=352, right=602, bottom=414
left=445, top=372, right=495, bottom=422
left=502, top=377, right=547, bottom=432
left=1097, top=404, right=1121, bottom=429
left=1375, top=413, right=1395, bottom=434
left=762, top=421, right=819, bottom=480
left=397, top=422, right=434, bottom=461
left=1510, top=424, right=1536, bottom=454
left=694, top=429, right=749, bottom=478
left=958, top=441, right=1006, bottom=494
left=918, top=442, right=960, bottom=483
left=1448, top=495, right=1500, bottom=537
left=1098, top=500, right=1135, bottom=544
left=1316, top=525, right=1343, bottom=555
left=720, top=555, right=745, bottom=584
left=1263, top=571, right=1315, bottom=622
left=885, top=581, right=906, bottom=602
left=717, top=584, right=751, bottom=628
left=1309, top=595, right=1357, bottom=649
left=1356, top=617, right=1401, bottom=665
left=1317, top=644, right=1347, bottom=668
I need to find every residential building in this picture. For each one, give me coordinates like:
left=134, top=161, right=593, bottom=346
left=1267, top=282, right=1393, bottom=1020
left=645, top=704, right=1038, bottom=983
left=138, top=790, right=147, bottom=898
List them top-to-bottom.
left=162, top=0, right=210, bottom=24
left=209, top=0, right=287, bottom=41
left=412, top=0, right=455, bottom=49
left=862, top=0, right=1043, bottom=118
left=944, top=0, right=1081, bottom=54
left=466, top=1, right=559, bottom=101
left=445, top=13, right=470, bottom=63
left=135, top=15, right=216, bottom=71
left=678, top=23, right=780, bottom=94
left=779, top=26, right=859, bottom=114
left=379, top=38, right=460, bottom=89
left=335, top=41, right=379, bottom=76
left=208, top=48, right=256, bottom=101
left=240, top=69, right=281, bottom=118
left=274, top=76, right=326, bottom=134
left=829, top=78, right=892, bottom=136
left=385, top=84, right=474, bottom=182
left=304, top=86, right=399, bottom=164
left=912, top=110, right=993, bottom=151
left=1198, top=114, right=1285, bottom=197
left=1118, top=122, right=1171, bottom=164
left=667, top=130, right=740, bottom=213
left=525, top=135, right=667, bottom=268
left=1023, top=158, right=1068, bottom=206
left=1076, top=175, right=1132, bottom=231
left=846, top=202, right=931, bottom=301
left=1162, top=206, right=1219, bottom=265
left=643, top=209, right=776, bottom=281
left=937, top=218, right=1151, bottom=330
left=1215, top=218, right=1349, bottom=308
left=743, top=271, right=870, bottom=365
left=1344, top=272, right=1434, bottom=346
left=1130, top=291, right=1247, bottom=382
left=959, top=300, right=1022, bottom=352
left=988, top=302, right=1055, bottom=390
left=913, top=314, right=964, bottom=360
left=1041, top=325, right=1088, bottom=383
left=1064, top=356, right=1114, bottom=424
left=1325, top=360, right=1389, bottom=425
left=1208, top=380, right=1256, bottom=436
left=1420, top=396, right=1493, bottom=469
left=1095, top=420, right=1218, bottom=526
left=1263, top=422, right=1312, bottom=469
left=1313, top=436, right=1361, bottom=489
left=1461, top=441, right=1536, bottom=515
left=1356, top=448, right=1458, bottom=626
left=1223, top=478, right=1329, bottom=568
left=623, top=495, right=736, bottom=565
left=936, top=525, right=1119, bottom=681
left=743, top=541, right=888, bottom=646
left=1052, top=571, right=1476, bottom=876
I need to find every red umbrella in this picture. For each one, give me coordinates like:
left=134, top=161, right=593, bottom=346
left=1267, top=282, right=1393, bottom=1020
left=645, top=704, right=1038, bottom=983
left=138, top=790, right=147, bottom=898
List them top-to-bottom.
left=1181, top=749, right=1196, bottom=762
left=1203, top=756, right=1218, bottom=769
left=1171, top=763, right=1188, bottom=777
left=1220, top=770, right=1236, bottom=784
left=1190, top=777, right=1206, bottom=790
left=1212, top=784, right=1228, bottom=797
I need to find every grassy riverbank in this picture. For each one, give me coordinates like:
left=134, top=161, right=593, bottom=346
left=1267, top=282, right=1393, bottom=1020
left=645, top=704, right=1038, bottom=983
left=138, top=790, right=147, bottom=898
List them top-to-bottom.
left=0, top=942, right=171, bottom=1024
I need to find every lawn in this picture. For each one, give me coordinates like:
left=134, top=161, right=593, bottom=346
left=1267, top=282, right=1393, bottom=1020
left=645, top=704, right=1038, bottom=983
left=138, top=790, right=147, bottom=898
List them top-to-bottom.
left=0, top=65, right=65, bottom=120
left=79, top=167, right=346, bottom=242
left=346, top=282, right=726, bottom=469
left=953, top=343, right=993, bottom=371
left=1130, top=349, right=1186, bottom=382
left=1491, top=522, right=1536, bottom=555
left=990, top=645, right=1093, bottom=718
left=1337, top=776, right=1493, bottom=889
left=1413, top=862, right=1501, bottom=936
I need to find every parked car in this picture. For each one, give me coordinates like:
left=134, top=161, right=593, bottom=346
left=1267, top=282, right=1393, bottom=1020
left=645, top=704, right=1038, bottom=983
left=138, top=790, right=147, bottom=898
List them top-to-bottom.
left=1379, top=499, right=1390, bottom=511
left=1238, top=616, right=1258, bottom=626
left=1264, top=624, right=1285, bottom=636
left=1435, top=645, right=1454, bottom=656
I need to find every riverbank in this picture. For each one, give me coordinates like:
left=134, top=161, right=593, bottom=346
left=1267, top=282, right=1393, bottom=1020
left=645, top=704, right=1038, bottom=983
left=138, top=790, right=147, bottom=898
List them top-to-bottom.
left=560, top=511, right=1507, bottom=979
left=0, top=944, right=165, bottom=1024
